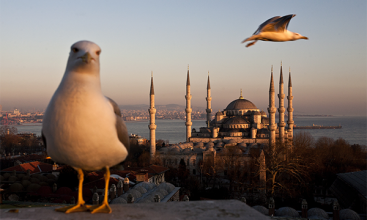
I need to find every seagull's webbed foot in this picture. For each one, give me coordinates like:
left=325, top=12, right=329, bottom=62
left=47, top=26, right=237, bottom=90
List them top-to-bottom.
left=246, top=40, right=257, bottom=47
left=89, top=166, right=112, bottom=214
left=55, top=168, right=91, bottom=213
left=89, top=202, right=112, bottom=214
left=55, top=204, right=91, bottom=213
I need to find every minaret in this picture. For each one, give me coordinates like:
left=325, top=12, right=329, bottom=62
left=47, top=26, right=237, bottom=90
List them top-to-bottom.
left=278, top=62, right=286, bottom=145
left=185, top=66, right=192, bottom=142
left=268, top=66, right=276, bottom=147
left=287, top=68, right=294, bottom=142
left=148, top=72, right=157, bottom=159
left=206, top=72, right=212, bottom=128
left=259, top=150, right=266, bottom=192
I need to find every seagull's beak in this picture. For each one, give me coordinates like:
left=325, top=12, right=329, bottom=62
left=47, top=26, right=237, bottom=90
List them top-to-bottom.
left=302, top=36, right=308, bottom=40
left=79, top=52, right=94, bottom=64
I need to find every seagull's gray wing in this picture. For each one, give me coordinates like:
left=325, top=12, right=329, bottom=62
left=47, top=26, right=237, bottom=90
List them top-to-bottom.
left=272, top=14, right=296, bottom=32
left=253, top=16, right=281, bottom=34
left=106, top=97, right=130, bottom=153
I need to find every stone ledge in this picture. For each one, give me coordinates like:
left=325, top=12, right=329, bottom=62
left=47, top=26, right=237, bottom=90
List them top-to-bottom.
left=0, top=200, right=269, bottom=220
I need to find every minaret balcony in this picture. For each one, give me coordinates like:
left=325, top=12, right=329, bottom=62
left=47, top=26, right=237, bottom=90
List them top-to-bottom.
left=278, top=94, right=285, bottom=99
left=185, top=95, right=192, bottom=99
left=287, top=96, right=293, bottom=100
left=268, top=107, right=276, bottom=114
left=278, top=107, right=285, bottom=113
left=287, top=107, right=294, bottom=112
left=149, top=108, right=156, bottom=114
left=185, top=109, right=192, bottom=113
left=206, top=109, right=212, bottom=113
left=185, top=122, right=192, bottom=126
left=278, top=122, right=286, bottom=127
left=149, top=124, right=157, bottom=130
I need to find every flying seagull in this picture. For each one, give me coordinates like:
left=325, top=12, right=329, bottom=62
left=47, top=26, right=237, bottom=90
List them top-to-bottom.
left=242, top=14, right=308, bottom=47
left=42, top=40, right=130, bottom=214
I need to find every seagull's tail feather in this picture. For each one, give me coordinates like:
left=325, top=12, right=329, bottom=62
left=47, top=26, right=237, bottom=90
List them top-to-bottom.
left=242, top=35, right=258, bottom=44
left=246, top=40, right=257, bottom=47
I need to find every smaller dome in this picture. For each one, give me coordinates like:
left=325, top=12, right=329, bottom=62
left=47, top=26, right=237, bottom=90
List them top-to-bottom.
left=253, top=111, right=261, bottom=115
left=225, top=117, right=247, bottom=125
left=206, top=142, right=214, bottom=148
left=182, top=148, right=192, bottom=154
left=133, top=186, right=147, bottom=194
left=111, top=197, right=127, bottom=204
left=252, top=205, right=269, bottom=216
left=275, top=207, right=299, bottom=218
left=307, top=208, right=329, bottom=220
left=340, top=209, right=360, bottom=220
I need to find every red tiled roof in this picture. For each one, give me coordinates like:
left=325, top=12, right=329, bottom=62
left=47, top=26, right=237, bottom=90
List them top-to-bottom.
left=1, top=161, right=54, bottom=174
left=146, top=165, right=169, bottom=174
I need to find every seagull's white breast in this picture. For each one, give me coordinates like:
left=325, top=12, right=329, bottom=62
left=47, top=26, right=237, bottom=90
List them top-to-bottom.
left=260, top=31, right=295, bottom=42
left=43, top=74, right=127, bottom=170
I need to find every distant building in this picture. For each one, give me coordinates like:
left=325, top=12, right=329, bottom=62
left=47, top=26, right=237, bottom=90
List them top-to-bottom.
left=149, top=64, right=295, bottom=179
left=329, top=170, right=367, bottom=214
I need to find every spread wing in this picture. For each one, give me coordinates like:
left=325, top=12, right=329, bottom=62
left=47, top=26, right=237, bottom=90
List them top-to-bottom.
left=256, top=14, right=296, bottom=33
left=268, top=14, right=295, bottom=32
left=253, top=16, right=281, bottom=34
left=106, top=97, right=130, bottom=153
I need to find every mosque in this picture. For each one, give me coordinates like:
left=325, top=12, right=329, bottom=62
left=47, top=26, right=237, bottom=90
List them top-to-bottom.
left=147, top=64, right=294, bottom=175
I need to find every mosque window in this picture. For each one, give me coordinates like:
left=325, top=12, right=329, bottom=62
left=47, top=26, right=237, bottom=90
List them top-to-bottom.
left=192, top=159, right=196, bottom=166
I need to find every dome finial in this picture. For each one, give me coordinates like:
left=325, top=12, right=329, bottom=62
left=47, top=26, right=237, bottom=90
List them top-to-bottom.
left=281, top=60, right=282, bottom=66
left=188, top=64, right=189, bottom=71
left=271, top=65, right=273, bottom=73
left=151, top=71, right=153, bottom=77
left=239, top=89, right=244, bottom=99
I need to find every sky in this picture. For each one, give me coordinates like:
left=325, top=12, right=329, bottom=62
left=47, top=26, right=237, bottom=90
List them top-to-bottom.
left=0, top=0, right=366, bottom=116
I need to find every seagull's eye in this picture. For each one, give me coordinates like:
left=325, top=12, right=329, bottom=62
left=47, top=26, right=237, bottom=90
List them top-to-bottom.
left=72, top=47, right=79, bottom=53
left=96, top=50, right=101, bottom=55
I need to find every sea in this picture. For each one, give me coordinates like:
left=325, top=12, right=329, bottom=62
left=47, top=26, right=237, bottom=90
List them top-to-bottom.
left=12, top=116, right=367, bottom=146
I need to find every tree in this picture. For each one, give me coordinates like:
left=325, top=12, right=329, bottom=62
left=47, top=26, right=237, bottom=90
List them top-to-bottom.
left=0, top=126, right=21, bottom=155
left=258, top=140, right=311, bottom=197
left=177, top=159, right=189, bottom=182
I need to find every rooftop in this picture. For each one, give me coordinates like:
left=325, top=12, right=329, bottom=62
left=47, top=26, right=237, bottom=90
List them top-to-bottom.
left=0, top=200, right=269, bottom=220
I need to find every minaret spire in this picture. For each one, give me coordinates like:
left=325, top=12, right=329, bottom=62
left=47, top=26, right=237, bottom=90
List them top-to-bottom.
left=278, top=64, right=285, bottom=145
left=268, top=66, right=276, bottom=147
left=185, top=67, right=192, bottom=142
left=287, top=69, right=294, bottom=145
left=206, top=72, right=212, bottom=128
left=148, top=73, right=157, bottom=160
left=239, top=89, right=244, bottom=99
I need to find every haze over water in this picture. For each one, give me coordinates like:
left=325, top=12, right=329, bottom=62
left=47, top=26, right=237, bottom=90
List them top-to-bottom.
left=14, top=116, right=367, bottom=146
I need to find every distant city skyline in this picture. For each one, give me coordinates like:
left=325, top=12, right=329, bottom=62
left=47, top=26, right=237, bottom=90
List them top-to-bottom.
left=0, top=1, right=366, bottom=116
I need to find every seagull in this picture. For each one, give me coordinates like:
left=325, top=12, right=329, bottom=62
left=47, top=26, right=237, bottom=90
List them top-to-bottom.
left=242, top=14, right=308, bottom=47
left=42, top=40, right=130, bottom=214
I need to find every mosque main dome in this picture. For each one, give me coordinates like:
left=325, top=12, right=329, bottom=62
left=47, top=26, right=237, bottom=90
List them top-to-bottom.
left=225, top=98, right=258, bottom=110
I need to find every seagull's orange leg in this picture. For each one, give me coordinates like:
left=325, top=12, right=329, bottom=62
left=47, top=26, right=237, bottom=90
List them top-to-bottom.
left=90, top=166, right=112, bottom=214
left=55, top=168, right=90, bottom=213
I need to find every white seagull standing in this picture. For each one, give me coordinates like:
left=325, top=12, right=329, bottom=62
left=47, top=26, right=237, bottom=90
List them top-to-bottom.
left=242, top=14, right=308, bottom=47
left=42, top=40, right=129, bottom=214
